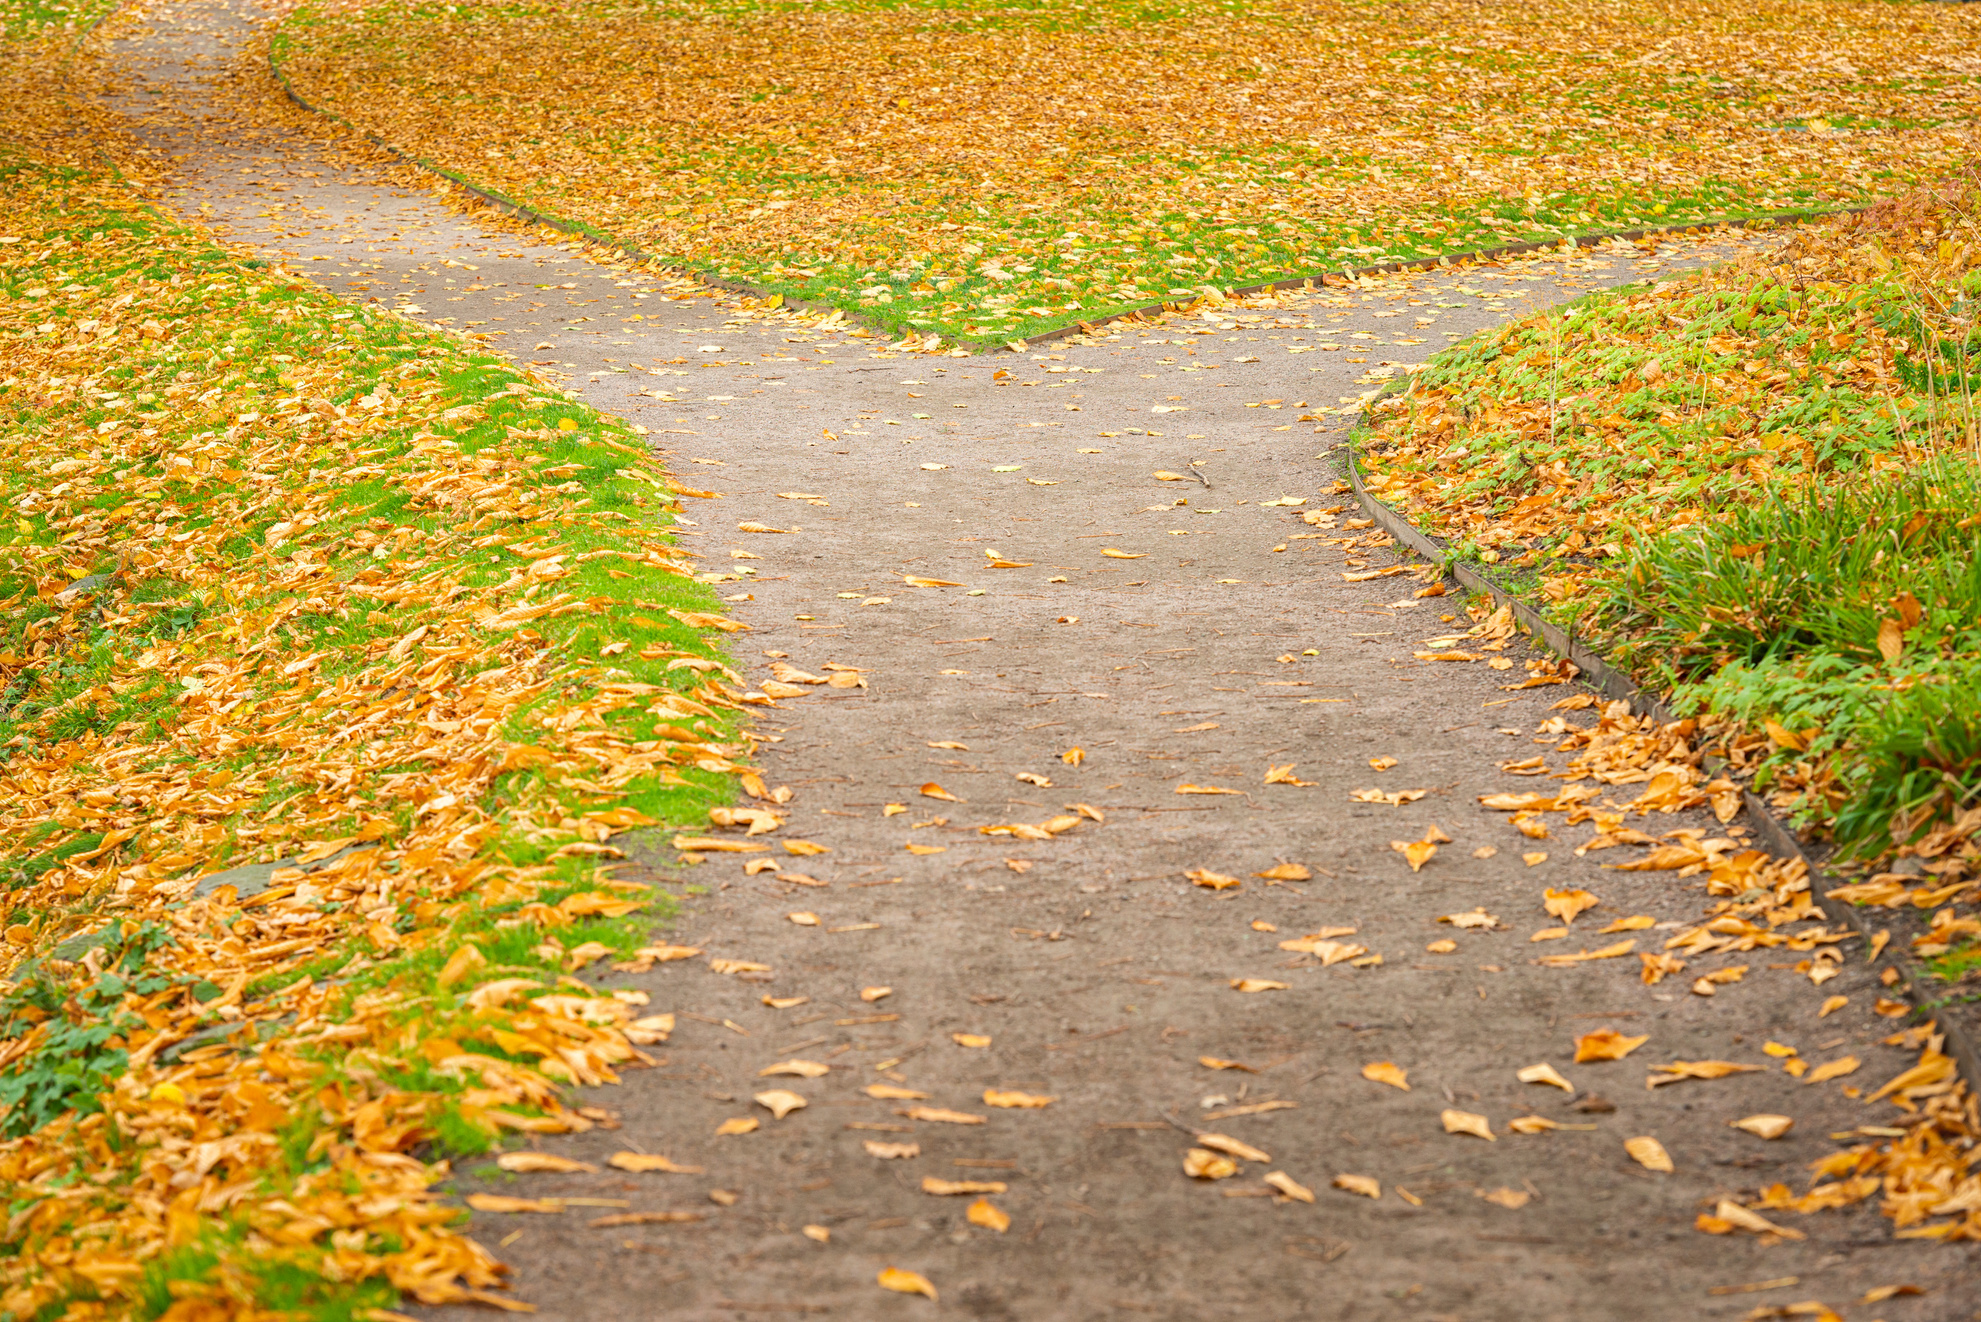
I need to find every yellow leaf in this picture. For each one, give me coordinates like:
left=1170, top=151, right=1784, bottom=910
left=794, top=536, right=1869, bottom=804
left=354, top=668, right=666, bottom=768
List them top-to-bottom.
left=1100, top=548, right=1146, bottom=558
left=904, top=575, right=964, bottom=587
left=1878, top=616, right=1904, bottom=664
left=1062, top=746, right=1085, bottom=765
left=919, top=782, right=962, bottom=801
left=1177, top=783, right=1242, bottom=795
left=1395, top=838, right=1438, bottom=871
left=783, top=839, right=829, bottom=856
left=1254, top=863, right=1310, bottom=881
left=1186, top=867, right=1242, bottom=890
left=1543, top=888, right=1598, bottom=924
left=787, top=911, right=820, bottom=926
left=1230, top=978, right=1289, bottom=993
left=1573, top=1028, right=1648, bottom=1062
left=952, top=1033, right=993, bottom=1048
left=1804, top=1055, right=1860, bottom=1084
left=758, top=1059, right=830, bottom=1078
left=1646, top=1059, right=1764, bottom=1087
left=1361, top=1061, right=1410, bottom=1091
left=1517, top=1063, right=1574, bottom=1092
left=863, top=1084, right=930, bottom=1100
left=984, top=1089, right=1055, bottom=1108
left=754, top=1090, right=807, bottom=1119
left=898, top=1106, right=985, bottom=1125
left=1441, top=1109, right=1495, bottom=1141
left=1732, top=1114, right=1794, bottom=1140
left=1507, top=1115, right=1559, bottom=1134
left=713, top=1118, right=755, bottom=1136
left=1198, top=1133, right=1270, bottom=1162
left=1625, top=1136, right=1673, bottom=1172
left=864, top=1140, right=921, bottom=1159
left=1183, top=1148, right=1240, bottom=1179
left=609, top=1152, right=702, bottom=1173
left=497, top=1153, right=596, bottom=1173
left=1264, top=1171, right=1315, bottom=1203
left=1331, top=1173, right=1381, bottom=1199
left=922, top=1177, right=1008, bottom=1195
left=1478, top=1187, right=1530, bottom=1209
left=465, top=1194, right=563, bottom=1213
left=967, top=1198, right=1011, bottom=1232
left=803, top=1225, right=831, bottom=1243
left=878, top=1267, right=938, bottom=1301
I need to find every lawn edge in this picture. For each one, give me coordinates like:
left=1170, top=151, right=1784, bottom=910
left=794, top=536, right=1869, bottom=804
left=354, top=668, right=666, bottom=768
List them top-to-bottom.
left=262, top=31, right=1872, bottom=356
left=1341, top=405, right=1981, bottom=1094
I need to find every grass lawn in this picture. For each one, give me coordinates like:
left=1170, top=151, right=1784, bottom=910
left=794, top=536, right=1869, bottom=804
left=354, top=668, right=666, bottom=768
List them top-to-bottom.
left=271, top=0, right=1981, bottom=344
left=0, top=9, right=764, bottom=1314
left=1359, top=175, right=1981, bottom=1003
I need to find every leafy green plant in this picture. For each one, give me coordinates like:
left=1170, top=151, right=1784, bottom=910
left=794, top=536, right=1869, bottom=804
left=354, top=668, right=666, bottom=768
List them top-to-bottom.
left=0, top=920, right=181, bottom=1137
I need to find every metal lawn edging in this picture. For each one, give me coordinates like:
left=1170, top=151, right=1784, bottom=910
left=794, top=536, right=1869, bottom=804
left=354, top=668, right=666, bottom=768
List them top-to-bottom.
left=1344, top=440, right=1981, bottom=1093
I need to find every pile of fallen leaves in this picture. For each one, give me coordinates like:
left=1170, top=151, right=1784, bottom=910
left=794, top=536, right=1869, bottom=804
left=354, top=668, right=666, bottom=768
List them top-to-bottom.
left=268, top=0, right=1981, bottom=341
left=0, top=31, right=772, bottom=1319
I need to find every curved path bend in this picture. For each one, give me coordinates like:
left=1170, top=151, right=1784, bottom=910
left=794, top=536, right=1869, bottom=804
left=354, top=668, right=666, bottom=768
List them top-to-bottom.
left=96, top=3, right=1981, bottom=1317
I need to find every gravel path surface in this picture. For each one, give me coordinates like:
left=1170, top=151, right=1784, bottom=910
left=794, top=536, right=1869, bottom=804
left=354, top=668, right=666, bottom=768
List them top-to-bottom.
left=98, top=4, right=1981, bottom=1317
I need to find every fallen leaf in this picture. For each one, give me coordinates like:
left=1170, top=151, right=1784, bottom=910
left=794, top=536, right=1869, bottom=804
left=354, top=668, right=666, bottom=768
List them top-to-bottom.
left=1101, top=548, right=1147, bottom=559
left=904, top=575, right=964, bottom=587
left=1062, top=747, right=1086, bottom=765
left=1369, top=756, right=1399, bottom=771
left=1015, top=771, right=1052, bottom=787
left=919, top=782, right=962, bottom=802
left=1177, top=783, right=1242, bottom=795
left=1393, top=838, right=1438, bottom=871
left=784, top=839, right=829, bottom=856
left=905, top=843, right=947, bottom=854
left=1522, top=851, right=1549, bottom=866
left=1254, top=863, right=1310, bottom=881
left=1186, top=867, right=1242, bottom=890
left=1543, top=888, right=1599, bottom=924
left=1439, top=909, right=1500, bottom=930
left=787, top=911, right=821, bottom=926
left=1600, top=915, right=1657, bottom=933
left=1424, top=939, right=1457, bottom=953
left=1230, top=978, right=1290, bottom=993
left=862, top=986, right=893, bottom=1002
left=763, top=995, right=810, bottom=1009
left=1818, top=995, right=1849, bottom=1018
left=1574, top=1029, right=1649, bottom=1063
left=952, top=1033, right=993, bottom=1048
left=1200, top=1056, right=1256, bottom=1072
left=1804, top=1056, right=1860, bottom=1084
left=759, top=1059, right=831, bottom=1078
left=1646, top=1060, right=1764, bottom=1088
left=1361, top=1061, right=1410, bottom=1092
left=1518, top=1063, right=1574, bottom=1092
left=864, top=1084, right=930, bottom=1100
left=755, top=1090, right=808, bottom=1119
left=984, top=1090, right=1056, bottom=1108
left=898, top=1106, right=986, bottom=1125
left=1441, top=1109, right=1495, bottom=1141
left=1507, top=1115, right=1560, bottom=1134
left=1732, top=1115, right=1794, bottom=1140
left=1198, top=1133, right=1271, bottom=1162
left=1625, top=1136, right=1674, bottom=1173
left=864, top=1140, right=921, bottom=1159
left=1184, top=1148, right=1241, bottom=1180
left=609, top=1152, right=703, bottom=1174
left=497, top=1153, right=597, bottom=1174
left=1264, top=1171, right=1316, bottom=1203
left=1332, top=1173, right=1381, bottom=1199
left=923, top=1178, right=1008, bottom=1195
left=1478, top=1187, right=1531, bottom=1209
left=466, top=1194, right=563, bottom=1213
left=967, top=1198, right=1012, bottom=1233
left=1701, top=1200, right=1805, bottom=1239
left=589, top=1211, right=705, bottom=1227
left=803, top=1225, right=831, bottom=1243
left=878, top=1267, right=938, bottom=1301
left=1860, top=1285, right=1923, bottom=1304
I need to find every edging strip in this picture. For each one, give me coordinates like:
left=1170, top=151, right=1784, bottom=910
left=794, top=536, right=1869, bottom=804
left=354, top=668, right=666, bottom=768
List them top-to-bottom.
left=263, top=39, right=1866, bottom=356
left=1345, top=444, right=1981, bottom=1093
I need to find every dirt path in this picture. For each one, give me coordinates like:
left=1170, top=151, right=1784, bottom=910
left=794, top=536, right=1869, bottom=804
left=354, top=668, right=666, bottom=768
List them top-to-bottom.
left=96, top=4, right=1981, bottom=1317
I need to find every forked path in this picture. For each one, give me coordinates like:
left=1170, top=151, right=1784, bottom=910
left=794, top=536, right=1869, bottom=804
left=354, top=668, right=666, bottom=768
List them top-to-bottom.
left=101, top=4, right=1981, bottom=1317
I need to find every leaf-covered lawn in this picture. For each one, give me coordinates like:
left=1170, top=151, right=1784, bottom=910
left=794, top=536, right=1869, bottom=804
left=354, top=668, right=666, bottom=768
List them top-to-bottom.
left=272, top=0, right=1981, bottom=343
left=0, top=15, right=769, bottom=1313
left=1359, top=175, right=1981, bottom=1015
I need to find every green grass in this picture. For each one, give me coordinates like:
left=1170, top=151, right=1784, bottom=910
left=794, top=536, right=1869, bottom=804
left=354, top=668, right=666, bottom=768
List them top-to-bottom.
left=270, top=0, right=1981, bottom=344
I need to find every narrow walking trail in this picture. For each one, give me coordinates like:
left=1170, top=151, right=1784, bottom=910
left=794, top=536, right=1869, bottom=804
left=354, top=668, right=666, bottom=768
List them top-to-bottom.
left=96, top=3, right=1981, bottom=1317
